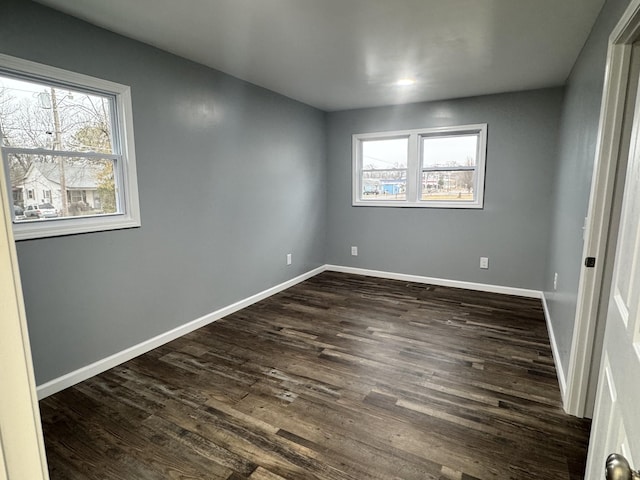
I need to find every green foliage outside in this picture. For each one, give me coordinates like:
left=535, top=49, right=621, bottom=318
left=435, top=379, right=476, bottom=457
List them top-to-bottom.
left=96, top=161, right=116, bottom=213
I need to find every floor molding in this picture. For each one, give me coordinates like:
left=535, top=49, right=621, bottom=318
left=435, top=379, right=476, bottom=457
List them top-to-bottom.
left=37, top=264, right=559, bottom=401
left=325, top=265, right=542, bottom=299
left=333, top=265, right=568, bottom=405
left=36, top=266, right=326, bottom=399
left=40, top=272, right=590, bottom=479
left=541, top=292, right=567, bottom=403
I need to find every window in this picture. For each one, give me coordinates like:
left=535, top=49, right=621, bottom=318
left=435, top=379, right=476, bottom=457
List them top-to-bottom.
left=0, top=53, right=140, bottom=240
left=353, top=124, right=487, bottom=208
left=12, top=189, right=22, bottom=204
left=68, top=190, right=86, bottom=204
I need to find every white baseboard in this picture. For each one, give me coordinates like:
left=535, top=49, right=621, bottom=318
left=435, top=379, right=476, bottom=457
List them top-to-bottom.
left=38, top=264, right=558, bottom=402
left=325, top=265, right=542, bottom=299
left=330, top=265, right=568, bottom=402
left=36, top=266, right=326, bottom=399
left=541, top=293, right=567, bottom=402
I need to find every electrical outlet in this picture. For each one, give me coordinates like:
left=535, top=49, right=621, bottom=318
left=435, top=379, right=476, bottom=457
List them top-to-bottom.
left=351, top=246, right=358, bottom=256
left=286, top=253, right=292, bottom=265
left=480, top=257, right=489, bottom=269
left=554, top=272, right=558, bottom=290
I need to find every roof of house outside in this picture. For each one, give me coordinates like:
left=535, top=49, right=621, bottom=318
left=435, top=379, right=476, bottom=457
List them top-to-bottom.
left=33, top=162, right=102, bottom=189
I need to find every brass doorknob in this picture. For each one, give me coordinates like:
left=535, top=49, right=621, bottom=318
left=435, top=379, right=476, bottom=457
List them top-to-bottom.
left=606, top=453, right=640, bottom=480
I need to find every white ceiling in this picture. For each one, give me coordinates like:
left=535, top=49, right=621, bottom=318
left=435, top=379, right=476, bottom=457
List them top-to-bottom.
left=36, top=0, right=605, bottom=111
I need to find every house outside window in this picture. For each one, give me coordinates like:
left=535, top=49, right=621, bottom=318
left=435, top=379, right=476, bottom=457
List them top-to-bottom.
left=0, top=53, right=140, bottom=240
left=353, top=124, right=487, bottom=208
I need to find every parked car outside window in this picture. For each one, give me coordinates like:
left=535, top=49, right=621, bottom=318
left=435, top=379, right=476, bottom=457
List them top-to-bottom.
left=24, top=203, right=58, bottom=219
left=13, top=204, right=26, bottom=221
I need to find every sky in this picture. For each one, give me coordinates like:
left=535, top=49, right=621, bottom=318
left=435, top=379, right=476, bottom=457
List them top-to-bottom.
left=0, top=73, right=114, bottom=152
left=0, top=74, right=50, bottom=101
left=363, top=134, right=477, bottom=169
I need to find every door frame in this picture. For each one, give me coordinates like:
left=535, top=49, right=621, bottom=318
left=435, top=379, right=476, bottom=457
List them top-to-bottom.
left=565, top=0, right=640, bottom=418
left=0, top=146, right=49, bottom=476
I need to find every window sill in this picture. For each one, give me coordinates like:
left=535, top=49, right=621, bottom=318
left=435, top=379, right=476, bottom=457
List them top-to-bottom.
left=352, top=200, right=484, bottom=209
left=13, top=214, right=141, bottom=240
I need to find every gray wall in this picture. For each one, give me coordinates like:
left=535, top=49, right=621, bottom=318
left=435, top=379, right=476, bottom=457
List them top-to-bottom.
left=2, top=0, right=327, bottom=385
left=3, top=0, right=625, bottom=389
left=544, top=0, right=631, bottom=375
left=326, top=89, right=564, bottom=290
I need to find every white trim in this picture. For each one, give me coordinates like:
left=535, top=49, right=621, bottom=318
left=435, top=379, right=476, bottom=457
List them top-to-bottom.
left=565, top=0, right=640, bottom=418
left=0, top=52, right=141, bottom=241
left=0, top=53, right=131, bottom=93
left=352, top=124, right=487, bottom=209
left=4, top=147, right=119, bottom=159
left=12, top=214, right=141, bottom=241
left=37, top=264, right=562, bottom=406
left=325, top=265, right=541, bottom=298
left=330, top=265, right=568, bottom=399
left=36, top=266, right=325, bottom=399
left=541, top=293, right=567, bottom=400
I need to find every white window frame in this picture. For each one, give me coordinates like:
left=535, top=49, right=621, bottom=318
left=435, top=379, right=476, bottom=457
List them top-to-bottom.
left=0, top=53, right=141, bottom=240
left=352, top=124, right=487, bottom=208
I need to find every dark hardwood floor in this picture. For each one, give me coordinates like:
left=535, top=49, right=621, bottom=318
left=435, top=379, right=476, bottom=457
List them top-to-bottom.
left=40, top=272, right=591, bottom=480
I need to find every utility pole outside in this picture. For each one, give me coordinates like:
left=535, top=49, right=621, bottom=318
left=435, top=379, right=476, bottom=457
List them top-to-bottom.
left=50, top=87, right=67, bottom=216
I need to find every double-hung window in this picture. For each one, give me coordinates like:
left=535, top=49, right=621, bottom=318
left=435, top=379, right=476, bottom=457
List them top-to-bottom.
left=0, top=53, right=140, bottom=240
left=353, top=124, right=487, bottom=208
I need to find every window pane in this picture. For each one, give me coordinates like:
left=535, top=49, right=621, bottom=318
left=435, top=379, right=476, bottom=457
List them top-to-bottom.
left=0, top=75, right=114, bottom=153
left=354, top=124, right=486, bottom=208
left=422, top=134, right=477, bottom=168
left=362, top=137, right=408, bottom=170
left=8, top=154, right=118, bottom=222
left=362, top=169, right=407, bottom=200
left=421, top=170, right=475, bottom=201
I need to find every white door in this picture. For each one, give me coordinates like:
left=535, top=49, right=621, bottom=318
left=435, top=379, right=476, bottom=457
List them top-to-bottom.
left=584, top=69, right=640, bottom=479
left=0, top=146, right=50, bottom=477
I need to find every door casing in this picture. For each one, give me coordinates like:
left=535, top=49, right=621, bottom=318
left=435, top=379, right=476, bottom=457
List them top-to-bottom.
left=565, top=0, right=640, bottom=419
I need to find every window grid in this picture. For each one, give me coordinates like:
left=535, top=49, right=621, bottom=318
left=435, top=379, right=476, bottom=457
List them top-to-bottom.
left=0, top=52, right=140, bottom=240
left=353, top=124, right=487, bottom=208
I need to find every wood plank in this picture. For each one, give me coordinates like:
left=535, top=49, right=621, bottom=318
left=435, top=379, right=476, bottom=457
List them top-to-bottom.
left=40, top=272, right=591, bottom=479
